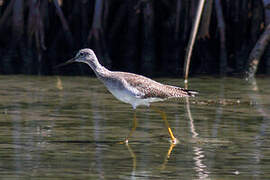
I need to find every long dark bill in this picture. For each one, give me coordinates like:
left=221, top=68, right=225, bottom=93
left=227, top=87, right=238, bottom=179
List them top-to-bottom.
left=54, top=57, right=76, bottom=69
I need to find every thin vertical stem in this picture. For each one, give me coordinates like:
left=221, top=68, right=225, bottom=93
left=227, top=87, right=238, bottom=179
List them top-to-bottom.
left=184, top=0, right=206, bottom=84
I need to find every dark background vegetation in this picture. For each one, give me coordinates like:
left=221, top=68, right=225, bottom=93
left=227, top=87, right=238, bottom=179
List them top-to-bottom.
left=0, top=0, right=270, bottom=77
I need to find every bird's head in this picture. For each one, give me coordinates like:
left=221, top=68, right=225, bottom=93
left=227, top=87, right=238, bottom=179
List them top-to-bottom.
left=55, top=48, right=98, bottom=68
left=74, top=48, right=96, bottom=63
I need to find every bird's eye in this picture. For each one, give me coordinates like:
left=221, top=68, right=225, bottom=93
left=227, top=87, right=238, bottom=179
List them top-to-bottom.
left=80, top=52, right=85, bottom=57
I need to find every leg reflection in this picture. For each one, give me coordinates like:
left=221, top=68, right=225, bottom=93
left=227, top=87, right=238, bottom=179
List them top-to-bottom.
left=124, top=140, right=177, bottom=172
left=126, top=143, right=136, bottom=173
left=161, top=143, right=176, bottom=170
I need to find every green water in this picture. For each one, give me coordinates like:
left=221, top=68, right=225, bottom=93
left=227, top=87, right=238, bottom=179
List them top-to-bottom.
left=0, top=75, right=269, bottom=179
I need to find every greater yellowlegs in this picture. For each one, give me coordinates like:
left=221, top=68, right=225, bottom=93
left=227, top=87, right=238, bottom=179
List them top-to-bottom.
left=56, top=48, right=198, bottom=144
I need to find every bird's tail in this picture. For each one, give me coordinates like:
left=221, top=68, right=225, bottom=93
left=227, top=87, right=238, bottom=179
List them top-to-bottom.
left=167, top=85, right=198, bottom=97
left=178, top=88, right=198, bottom=97
left=184, top=89, right=199, bottom=97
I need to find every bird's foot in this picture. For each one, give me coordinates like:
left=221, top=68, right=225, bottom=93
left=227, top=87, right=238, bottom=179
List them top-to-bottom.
left=117, top=138, right=129, bottom=145
left=170, top=138, right=179, bottom=145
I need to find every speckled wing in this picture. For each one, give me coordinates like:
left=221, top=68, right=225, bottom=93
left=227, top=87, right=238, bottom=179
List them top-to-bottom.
left=114, top=72, right=195, bottom=99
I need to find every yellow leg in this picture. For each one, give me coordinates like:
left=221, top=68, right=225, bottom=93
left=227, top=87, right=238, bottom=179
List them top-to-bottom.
left=151, top=107, right=178, bottom=144
left=118, top=111, right=138, bottom=144
left=125, top=111, right=138, bottom=143
left=161, top=143, right=176, bottom=169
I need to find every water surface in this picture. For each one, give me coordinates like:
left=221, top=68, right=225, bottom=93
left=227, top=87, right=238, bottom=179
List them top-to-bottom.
left=0, top=75, right=270, bottom=179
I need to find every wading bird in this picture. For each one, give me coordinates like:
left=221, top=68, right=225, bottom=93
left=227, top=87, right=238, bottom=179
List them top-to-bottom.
left=56, top=49, right=198, bottom=144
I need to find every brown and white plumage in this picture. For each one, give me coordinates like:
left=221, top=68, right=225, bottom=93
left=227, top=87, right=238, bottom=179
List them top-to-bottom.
left=57, top=48, right=198, bottom=109
left=112, top=72, right=197, bottom=99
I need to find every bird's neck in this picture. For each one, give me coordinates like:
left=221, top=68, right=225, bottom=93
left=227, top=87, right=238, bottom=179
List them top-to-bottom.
left=85, top=59, right=110, bottom=77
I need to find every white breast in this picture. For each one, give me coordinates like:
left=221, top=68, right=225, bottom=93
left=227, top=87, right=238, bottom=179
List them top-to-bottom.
left=104, top=81, right=163, bottom=109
